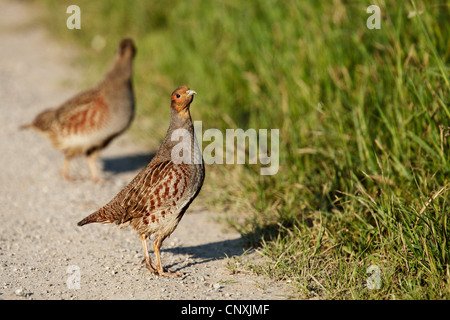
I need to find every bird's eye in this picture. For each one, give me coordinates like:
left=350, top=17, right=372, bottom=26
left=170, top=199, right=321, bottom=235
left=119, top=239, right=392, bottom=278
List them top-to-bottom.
left=176, top=94, right=181, bottom=99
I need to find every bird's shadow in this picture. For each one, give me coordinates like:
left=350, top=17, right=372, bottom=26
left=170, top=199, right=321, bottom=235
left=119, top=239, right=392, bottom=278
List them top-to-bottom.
left=101, top=151, right=156, bottom=174
left=162, top=237, right=252, bottom=273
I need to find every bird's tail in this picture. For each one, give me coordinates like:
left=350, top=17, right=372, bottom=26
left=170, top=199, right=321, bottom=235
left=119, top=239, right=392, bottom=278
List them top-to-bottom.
left=20, top=109, right=56, bottom=132
left=19, top=123, right=33, bottom=130
left=77, top=210, right=102, bottom=226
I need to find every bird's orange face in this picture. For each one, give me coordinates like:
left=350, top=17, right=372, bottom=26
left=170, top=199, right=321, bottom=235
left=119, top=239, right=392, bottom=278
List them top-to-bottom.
left=171, top=86, right=197, bottom=119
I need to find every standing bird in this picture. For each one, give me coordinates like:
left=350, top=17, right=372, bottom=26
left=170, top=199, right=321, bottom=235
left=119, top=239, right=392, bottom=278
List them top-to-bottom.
left=21, top=38, right=137, bottom=182
left=77, top=86, right=205, bottom=277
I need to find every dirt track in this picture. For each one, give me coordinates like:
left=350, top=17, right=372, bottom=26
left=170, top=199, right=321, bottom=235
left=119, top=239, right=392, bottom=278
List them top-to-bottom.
left=0, top=1, right=293, bottom=300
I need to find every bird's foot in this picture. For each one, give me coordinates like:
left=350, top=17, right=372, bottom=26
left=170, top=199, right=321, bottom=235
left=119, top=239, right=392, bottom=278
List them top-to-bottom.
left=62, top=174, right=76, bottom=182
left=91, top=176, right=106, bottom=184
left=142, top=257, right=158, bottom=273
left=142, top=258, right=184, bottom=278
left=157, top=268, right=184, bottom=278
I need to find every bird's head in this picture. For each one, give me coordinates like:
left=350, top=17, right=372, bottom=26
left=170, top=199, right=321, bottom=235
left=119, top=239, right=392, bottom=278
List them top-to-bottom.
left=117, top=38, right=137, bottom=59
left=171, top=86, right=197, bottom=119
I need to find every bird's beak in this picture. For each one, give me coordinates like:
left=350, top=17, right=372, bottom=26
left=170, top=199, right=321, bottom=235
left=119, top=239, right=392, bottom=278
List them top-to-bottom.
left=186, top=89, right=197, bottom=98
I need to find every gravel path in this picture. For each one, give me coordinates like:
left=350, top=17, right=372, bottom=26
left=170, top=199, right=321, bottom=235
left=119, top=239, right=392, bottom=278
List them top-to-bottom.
left=0, top=1, right=293, bottom=300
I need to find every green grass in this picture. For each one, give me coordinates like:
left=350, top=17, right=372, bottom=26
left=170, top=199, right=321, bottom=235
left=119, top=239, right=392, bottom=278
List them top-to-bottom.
left=40, top=0, right=449, bottom=299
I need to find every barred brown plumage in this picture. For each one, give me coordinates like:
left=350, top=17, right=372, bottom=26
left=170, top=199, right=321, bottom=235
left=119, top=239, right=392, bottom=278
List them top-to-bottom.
left=20, top=38, right=136, bottom=181
left=77, top=86, right=205, bottom=277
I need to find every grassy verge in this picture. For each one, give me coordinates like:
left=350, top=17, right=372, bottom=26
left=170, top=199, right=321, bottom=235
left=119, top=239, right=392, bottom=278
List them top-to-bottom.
left=40, top=0, right=449, bottom=299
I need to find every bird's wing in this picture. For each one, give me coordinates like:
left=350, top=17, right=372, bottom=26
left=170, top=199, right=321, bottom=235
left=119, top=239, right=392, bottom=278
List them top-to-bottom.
left=55, top=89, right=109, bottom=133
left=116, top=160, right=191, bottom=224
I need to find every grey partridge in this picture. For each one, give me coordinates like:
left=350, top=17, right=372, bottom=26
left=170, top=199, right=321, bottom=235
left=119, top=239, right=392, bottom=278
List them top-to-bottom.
left=21, top=38, right=136, bottom=181
left=77, top=86, right=205, bottom=277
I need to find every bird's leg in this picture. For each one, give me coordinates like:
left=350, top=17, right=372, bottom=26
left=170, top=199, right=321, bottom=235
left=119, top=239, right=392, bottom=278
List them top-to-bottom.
left=87, top=151, right=102, bottom=182
left=62, top=155, right=74, bottom=181
left=141, top=234, right=157, bottom=273
left=153, top=236, right=183, bottom=278
left=153, top=237, right=164, bottom=276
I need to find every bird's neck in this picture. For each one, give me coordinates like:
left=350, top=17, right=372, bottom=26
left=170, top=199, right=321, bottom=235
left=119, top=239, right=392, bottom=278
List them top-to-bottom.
left=103, top=57, right=133, bottom=85
left=158, top=109, right=198, bottom=163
